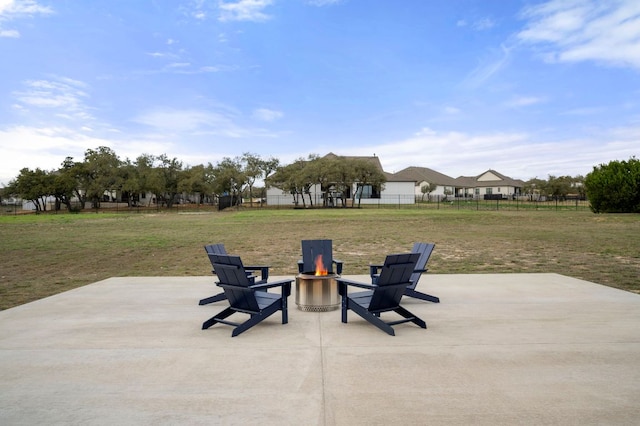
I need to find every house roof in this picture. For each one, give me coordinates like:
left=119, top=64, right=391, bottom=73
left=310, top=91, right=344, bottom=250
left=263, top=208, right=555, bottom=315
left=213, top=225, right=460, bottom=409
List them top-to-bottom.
left=322, top=152, right=383, bottom=170
left=322, top=153, right=409, bottom=182
left=392, top=166, right=457, bottom=186
left=454, top=169, right=526, bottom=188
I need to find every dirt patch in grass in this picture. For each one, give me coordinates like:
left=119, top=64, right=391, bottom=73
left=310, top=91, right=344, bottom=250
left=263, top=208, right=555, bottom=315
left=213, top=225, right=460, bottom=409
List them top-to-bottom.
left=1, top=209, right=638, bottom=309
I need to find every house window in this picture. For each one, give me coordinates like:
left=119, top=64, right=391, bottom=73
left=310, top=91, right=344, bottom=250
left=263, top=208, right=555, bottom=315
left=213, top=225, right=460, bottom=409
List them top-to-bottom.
left=357, top=184, right=380, bottom=199
left=498, top=187, right=501, bottom=193
left=475, top=188, right=480, bottom=195
left=486, top=188, right=493, bottom=195
left=141, top=193, right=146, bottom=199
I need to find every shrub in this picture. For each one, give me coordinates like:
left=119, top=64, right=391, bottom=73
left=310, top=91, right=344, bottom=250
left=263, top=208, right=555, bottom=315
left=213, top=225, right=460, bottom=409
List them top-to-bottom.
left=585, top=157, right=640, bottom=213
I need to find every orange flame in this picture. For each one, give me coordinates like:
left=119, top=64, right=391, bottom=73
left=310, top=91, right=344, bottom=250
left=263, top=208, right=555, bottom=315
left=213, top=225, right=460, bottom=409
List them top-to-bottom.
left=315, top=254, right=328, bottom=276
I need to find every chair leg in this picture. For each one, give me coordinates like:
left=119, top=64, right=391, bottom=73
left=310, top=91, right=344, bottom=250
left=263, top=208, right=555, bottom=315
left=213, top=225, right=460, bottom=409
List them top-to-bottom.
left=404, top=288, right=440, bottom=303
left=199, top=292, right=226, bottom=305
left=341, top=295, right=348, bottom=323
left=281, top=297, right=288, bottom=324
left=349, top=302, right=395, bottom=336
left=231, top=304, right=280, bottom=337
left=395, top=306, right=427, bottom=329
left=202, top=307, right=234, bottom=329
left=231, top=314, right=265, bottom=337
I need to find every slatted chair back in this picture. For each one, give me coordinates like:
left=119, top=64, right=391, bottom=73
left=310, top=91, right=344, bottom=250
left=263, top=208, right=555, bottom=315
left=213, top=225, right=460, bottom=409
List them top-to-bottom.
left=300, top=239, right=334, bottom=273
left=409, top=242, right=435, bottom=289
left=204, top=243, right=227, bottom=255
left=368, top=253, right=420, bottom=312
left=209, top=255, right=260, bottom=313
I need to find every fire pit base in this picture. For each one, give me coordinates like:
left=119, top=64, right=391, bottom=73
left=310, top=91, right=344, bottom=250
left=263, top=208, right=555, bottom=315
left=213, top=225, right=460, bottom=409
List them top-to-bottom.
left=295, top=273, right=340, bottom=312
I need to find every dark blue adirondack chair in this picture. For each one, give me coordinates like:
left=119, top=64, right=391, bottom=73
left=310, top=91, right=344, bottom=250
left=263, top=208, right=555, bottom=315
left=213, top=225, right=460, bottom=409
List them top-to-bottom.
left=297, top=239, right=343, bottom=275
left=369, top=242, right=439, bottom=303
left=199, top=244, right=271, bottom=305
left=338, top=253, right=427, bottom=336
left=201, top=254, right=292, bottom=337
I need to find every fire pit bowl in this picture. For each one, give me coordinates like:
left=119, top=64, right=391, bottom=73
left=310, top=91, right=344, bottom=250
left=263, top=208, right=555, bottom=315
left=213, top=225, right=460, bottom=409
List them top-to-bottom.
left=295, top=272, right=340, bottom=312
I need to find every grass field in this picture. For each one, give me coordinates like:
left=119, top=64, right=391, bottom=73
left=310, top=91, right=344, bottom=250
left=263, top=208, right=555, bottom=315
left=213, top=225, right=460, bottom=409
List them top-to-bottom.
left=1, top=208, right=638, bottom=310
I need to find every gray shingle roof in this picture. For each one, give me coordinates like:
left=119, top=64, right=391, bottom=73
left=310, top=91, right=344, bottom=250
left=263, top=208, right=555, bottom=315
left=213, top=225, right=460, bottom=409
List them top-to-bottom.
left=392, top=166, right=458, bottom=186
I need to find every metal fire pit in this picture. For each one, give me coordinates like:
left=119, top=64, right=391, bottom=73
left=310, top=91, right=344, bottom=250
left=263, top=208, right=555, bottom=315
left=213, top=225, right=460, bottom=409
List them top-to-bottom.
left=295, top=273, right=340, bottom=312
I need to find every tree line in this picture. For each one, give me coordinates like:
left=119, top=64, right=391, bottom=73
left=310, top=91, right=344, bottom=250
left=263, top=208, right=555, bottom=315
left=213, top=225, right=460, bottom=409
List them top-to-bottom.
left=2, top=147, right=280, bottom=212
left=2, top=147, right=637, bottom=213
left=1, top=148, right=386, bottom=212
left=521, top=175, right=586, bottom=201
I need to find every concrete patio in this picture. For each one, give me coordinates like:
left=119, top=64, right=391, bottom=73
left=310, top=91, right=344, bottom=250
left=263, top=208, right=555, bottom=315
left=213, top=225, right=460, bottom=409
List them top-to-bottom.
left=1, top=273, right=640, bottom=425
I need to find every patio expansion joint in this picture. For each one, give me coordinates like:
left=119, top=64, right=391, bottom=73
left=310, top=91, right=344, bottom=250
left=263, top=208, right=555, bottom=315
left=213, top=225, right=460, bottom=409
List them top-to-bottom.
left=318, top=316, right=330, bottom=426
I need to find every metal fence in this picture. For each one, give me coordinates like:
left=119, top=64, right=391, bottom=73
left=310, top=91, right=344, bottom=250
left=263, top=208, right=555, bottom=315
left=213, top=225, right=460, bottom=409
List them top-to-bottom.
left=1, top=195, right=592, bottom=215
left=264, top=195, right=592, bottom=211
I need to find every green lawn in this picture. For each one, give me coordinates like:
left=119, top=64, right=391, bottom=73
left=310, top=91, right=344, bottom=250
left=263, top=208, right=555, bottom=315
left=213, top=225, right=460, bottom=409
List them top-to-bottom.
left=1, top=208, right=638, bottom=310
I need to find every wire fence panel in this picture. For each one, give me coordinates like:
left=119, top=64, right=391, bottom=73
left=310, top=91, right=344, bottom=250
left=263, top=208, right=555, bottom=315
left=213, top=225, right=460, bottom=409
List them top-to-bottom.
left=1, top=195, right=592, bottom=215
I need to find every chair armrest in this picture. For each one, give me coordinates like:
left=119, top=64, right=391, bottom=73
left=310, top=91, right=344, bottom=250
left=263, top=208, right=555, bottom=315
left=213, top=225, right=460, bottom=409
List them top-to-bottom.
left=333, top=259, right=344, bottom=275
left=297, top=260, right=304, bottom=273
left=369, top=263, right=383, bottom=275
left=244, top=265, right=270, bottom=281
left=336, top=278, right=376, bottom=290
left=250, top=279, right=293, bottom=290
left=251, top=279, right=293, bottom=298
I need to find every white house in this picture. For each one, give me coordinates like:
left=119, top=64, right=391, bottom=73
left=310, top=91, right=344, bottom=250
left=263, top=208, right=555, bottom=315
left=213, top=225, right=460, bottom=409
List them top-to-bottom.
left=266, top=154, right=416, bottom=207
left=392, top=166, right=459, bottom=200
left=454, top=170, right=525, bottom=199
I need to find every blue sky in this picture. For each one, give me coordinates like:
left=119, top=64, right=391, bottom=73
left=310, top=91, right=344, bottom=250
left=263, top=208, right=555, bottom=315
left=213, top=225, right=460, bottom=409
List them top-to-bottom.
left=1, top=0, right=639, bottom=186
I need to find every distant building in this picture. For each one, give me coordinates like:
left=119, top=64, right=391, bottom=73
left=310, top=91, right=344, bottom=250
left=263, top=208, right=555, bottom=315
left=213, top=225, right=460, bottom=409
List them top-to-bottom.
left=266, top=153, right=416, bottom=206
left=266, top=153, right=526, bottom=205
left=392, top=166, right=459, bottom=200
left=454, top=169, right=526, bottom=199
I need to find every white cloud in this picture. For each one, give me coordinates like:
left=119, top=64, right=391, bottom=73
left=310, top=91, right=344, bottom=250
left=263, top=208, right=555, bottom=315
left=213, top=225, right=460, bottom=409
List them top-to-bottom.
left=0, top=0, right=52, bottom=37
left=0, top=0, right=52, bottom=15
left=218, top=0, right=273, bottom=22
left=518, top=0, right=640, bottom=70
left=456, top=16, right=495, bottom=31
left=473, top=17, right=496, bottom=31
left=0, top=28, right=18, bottom=37
left=461, top=43, right=513, bottom=88
left=167, top=62, right=191, bottom=68
left=13, top=77, right=95, bottom=121
left=504, top=96, right=546, bottom=108
left=132, top=106, right=281, bottom=139
left=134, top=108, right=231, bottom=133
left=252, top=108, right=283, bottom=122
left=0, top=125, right=180, bottom=184
left=335, top=127, right=639, bottom=180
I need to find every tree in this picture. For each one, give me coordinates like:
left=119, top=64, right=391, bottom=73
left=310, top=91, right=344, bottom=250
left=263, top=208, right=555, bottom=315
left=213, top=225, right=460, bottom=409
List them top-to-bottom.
left=80, top=146, right=122, bottom=208
left=241, top=152, right=263, bottom=207
left=154, top=154, right=183, bottom=208
left=306, top=155, right=339, bottom=207
left=260, top=156, right=280, bottom=188
left=212, top=157, right=245, bottom=207
left=268, top=157, right=310, bottom=207
left=585, top=157, right=640, bottom=213
left=352, top=158, right=387, bottom=208
left=179, top=163, right=216, bottom=205
left=6, top=168, right=50, bottom=211
left=50, top=168, right=79, bottom=212
left=546, top=175, right=573, bottom=201
left=523, top=178, right=546, bottom=201
left=420, top=182, right=436, bottom=202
